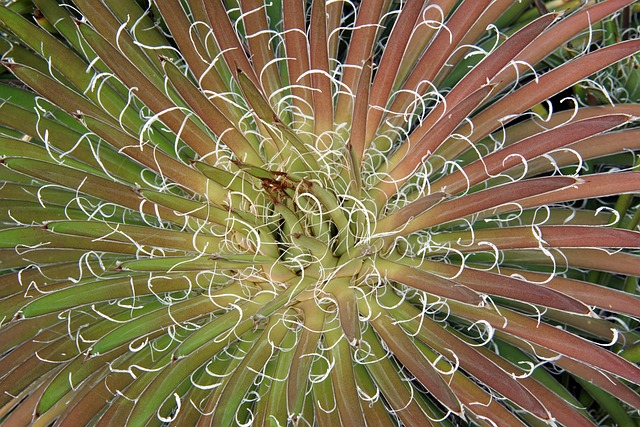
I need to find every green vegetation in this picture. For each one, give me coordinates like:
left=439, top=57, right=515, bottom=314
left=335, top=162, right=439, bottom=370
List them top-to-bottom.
left=1, top=1, right=639, bottom=425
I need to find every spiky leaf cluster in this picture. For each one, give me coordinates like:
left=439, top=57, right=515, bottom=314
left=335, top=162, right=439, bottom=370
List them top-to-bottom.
left=1, top=1, right=640, bottom=426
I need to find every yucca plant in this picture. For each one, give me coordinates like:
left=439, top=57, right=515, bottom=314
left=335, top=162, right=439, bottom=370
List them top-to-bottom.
left=1, top=0, right=640, bottom=425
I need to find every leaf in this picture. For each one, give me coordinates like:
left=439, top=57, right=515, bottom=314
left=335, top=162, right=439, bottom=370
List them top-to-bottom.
left=202, top=0, right=260, bottom=89
left=237, top=0, right=283, bottom=101
left=308, top=0, right=334, bottom=143
left=334, top=0, right=387, bottom=127
left=366, top=0, right=431, bottom=140
left=381, top=0, right=495, bottom=135
left=2, top=1, right=640, bottom=425
left=0, top=6, right=93, bottom=92
left=417, top=13, right=559, bottom=148
left=77, top=22, right=216, bottom=160
left=470, top=38, right=640, bottom=144
left=162, top=59, right=263, bottom=165
left=3, top=63, right=111, bottom=123
left=379, top=84, right=494, bottom=201
left=432, top=114, right=631, bottom=194
left=82, top=116, right=209, bottom=194
left=3, top=158, right=182, bottom=224
left=505, top=172, right=640, bottom=211
left=379, top=176, right=576, bottom=234
left=430, top=225, right=640, bottom=252
left=0, top=226, right=137, bottom=254
left=502, top=248, right=640, bottom=278
left=377, top=258, right=484, bottom=305
left=413, top=258, right=591, bottom=314
left=500, top=267, right=640, bottom=317
left=20, top=273, right=196, bottom=317
left=327, top=277, right=361, bottom=345
left=89, top=283, right=248, bottom=356
left=367, top=297, right=463, bottom=415
left=286, top=300, right=324, bottom=418
left=448, top=300, right=640, bottom=386
left=324, top=316, right=367, bottom=427
left=203, top=317, right=289, bottom=426
left=359, top=327, right=437, bottom=427
left=497, top=332, right=640, bottom=410
left=489, top=340, right=597, bottom=427
left=48, top=365, right=119, bottom=427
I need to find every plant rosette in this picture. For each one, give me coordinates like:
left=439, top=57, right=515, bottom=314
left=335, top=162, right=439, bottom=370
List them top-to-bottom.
left=1, top=1, right=640, bottom=426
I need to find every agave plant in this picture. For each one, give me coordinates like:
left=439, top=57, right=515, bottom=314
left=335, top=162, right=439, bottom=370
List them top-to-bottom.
left=1, top=0, right=640, bottom=425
